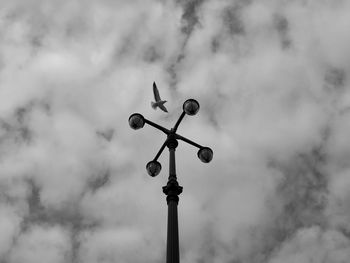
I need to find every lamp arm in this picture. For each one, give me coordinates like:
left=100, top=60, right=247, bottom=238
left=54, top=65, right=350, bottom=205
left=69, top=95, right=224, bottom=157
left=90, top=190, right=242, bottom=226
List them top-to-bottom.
left=172, top=111, right=186, bottom=133
left=144, top=119, right=171, bottom=134
left=175, top=133, right=203, bottom=149
left=154, top=139, right=168, bottom=161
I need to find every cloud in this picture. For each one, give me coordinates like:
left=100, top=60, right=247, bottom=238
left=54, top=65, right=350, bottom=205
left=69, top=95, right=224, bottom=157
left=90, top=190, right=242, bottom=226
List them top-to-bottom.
left=0, top=0, right=350, bottom=262
left=7, top=224, right=71, bottom=263
left=269, top=226, right=350, bottom=263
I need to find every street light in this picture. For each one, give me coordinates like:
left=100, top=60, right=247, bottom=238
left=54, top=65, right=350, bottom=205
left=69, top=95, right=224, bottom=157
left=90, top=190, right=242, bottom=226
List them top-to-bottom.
left=129, top=99, right=213, bottom=263
left=183, top=99, right=200, bottom=116
left=128, top=113, right=145, bottom=130
left=198, top=147, right=213, bottom=163
left=146, top=160, right=162, bottom=177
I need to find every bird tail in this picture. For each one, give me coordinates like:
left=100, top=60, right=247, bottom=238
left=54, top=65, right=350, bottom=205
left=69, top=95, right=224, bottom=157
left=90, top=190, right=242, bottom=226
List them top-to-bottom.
left=151, top=102, right=157, bottom=109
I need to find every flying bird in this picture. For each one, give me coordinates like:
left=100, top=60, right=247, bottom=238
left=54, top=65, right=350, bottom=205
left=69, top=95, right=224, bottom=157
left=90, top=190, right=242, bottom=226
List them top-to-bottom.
left=151, top=82, right=168, bottom=113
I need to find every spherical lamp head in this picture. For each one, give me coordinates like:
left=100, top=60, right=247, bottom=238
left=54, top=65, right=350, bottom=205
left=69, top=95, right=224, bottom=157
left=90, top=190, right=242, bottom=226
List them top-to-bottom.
left=183, top=99, right=200, bottom=116
left=128, top=113, right=145, bottom=130
left=197, top=147, right=213, bottom=163
left=146, top=160, right=162, bottom=177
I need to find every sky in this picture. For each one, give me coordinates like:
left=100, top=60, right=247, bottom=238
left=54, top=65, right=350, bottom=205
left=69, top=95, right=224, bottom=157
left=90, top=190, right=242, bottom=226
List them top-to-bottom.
left=0, top=0, right=350, bottom=262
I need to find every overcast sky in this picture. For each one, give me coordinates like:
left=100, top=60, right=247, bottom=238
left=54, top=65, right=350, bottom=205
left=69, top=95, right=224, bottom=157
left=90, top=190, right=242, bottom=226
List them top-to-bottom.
left=0, top=0, right=350, bottom=262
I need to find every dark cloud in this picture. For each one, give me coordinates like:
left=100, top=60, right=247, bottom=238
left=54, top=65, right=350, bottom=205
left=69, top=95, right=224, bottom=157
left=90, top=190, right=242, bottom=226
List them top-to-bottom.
left=166, top=0, right=204, bottom=89
left=222, top=2, right=246, bottom=36
left=273, top=14, right=292, bottom=49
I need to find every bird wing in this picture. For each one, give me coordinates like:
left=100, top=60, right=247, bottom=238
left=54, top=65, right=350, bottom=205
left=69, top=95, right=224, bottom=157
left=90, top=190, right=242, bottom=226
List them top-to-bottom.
left=153, top=82, right=161, bottom=101
left=159, top=104, right=168, bottom=113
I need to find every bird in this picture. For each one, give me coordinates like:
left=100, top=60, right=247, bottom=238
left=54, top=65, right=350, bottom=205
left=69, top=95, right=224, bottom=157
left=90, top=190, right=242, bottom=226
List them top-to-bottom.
left=151, top=82, right=168, bottom=113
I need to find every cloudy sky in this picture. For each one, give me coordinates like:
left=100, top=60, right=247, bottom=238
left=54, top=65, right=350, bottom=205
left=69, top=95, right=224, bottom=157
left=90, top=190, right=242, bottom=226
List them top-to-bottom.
left=0, top=0, right=350, bottom=262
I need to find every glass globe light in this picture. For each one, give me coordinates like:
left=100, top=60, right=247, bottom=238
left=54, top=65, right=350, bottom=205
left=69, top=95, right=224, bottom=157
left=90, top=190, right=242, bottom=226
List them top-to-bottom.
left=183, top=99, right=200, bottom=116
left=128, top=113, right=145, bottom=130
left=197, top=147, right=213, bottom=163
left=146, top=160, right=162, bottom=177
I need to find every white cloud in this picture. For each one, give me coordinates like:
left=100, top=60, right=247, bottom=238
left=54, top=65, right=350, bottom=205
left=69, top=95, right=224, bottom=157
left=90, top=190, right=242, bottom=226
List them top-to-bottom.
left=0, top=0, right=350, bottom=262
left=7, top=225, right=71, bottom=263
left=78, top=226, right=162, bottom=263
left=270, top=226, right=350, bottom=263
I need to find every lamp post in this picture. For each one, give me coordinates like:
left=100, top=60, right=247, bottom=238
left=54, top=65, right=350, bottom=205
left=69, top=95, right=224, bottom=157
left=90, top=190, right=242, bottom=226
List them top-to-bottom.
left=128, top=99, right=213, bottom=263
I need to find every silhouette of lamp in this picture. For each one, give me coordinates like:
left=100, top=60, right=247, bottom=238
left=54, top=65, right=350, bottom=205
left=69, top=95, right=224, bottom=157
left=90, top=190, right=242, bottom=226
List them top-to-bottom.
left=128, top=99, right=213, bottom=263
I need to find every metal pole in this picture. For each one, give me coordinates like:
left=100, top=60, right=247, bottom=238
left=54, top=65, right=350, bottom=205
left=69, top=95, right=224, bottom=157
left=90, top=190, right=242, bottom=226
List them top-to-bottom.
left=163, top=138, right=182, bottom=263
left=169, top=147, right=176, bottom=180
